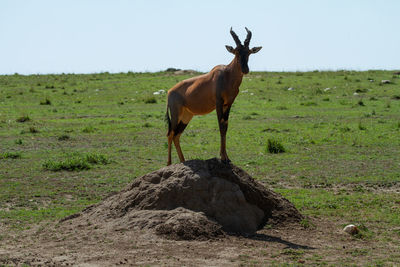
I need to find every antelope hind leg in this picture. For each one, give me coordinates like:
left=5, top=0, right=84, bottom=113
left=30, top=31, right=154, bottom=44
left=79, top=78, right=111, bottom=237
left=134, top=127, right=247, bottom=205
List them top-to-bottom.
left=172, top=109, right=193, bottom=163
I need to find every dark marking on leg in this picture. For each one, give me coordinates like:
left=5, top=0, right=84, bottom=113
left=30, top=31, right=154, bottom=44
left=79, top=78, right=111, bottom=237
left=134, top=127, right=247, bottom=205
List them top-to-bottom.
left=222, top=105, right=231, bottom=121
left=174, top=121, right=188, bottom=136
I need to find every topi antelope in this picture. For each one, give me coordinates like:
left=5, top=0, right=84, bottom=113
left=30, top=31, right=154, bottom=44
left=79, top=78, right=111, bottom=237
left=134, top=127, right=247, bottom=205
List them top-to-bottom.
left=165, top=27, right=262, bottom=165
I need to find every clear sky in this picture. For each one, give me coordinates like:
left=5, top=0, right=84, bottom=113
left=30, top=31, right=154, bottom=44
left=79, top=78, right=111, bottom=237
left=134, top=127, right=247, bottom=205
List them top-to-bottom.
left=1, top=0, right=399, bottom=74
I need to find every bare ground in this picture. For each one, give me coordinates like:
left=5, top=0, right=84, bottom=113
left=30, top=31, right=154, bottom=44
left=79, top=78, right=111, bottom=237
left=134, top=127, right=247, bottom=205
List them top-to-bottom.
left=1, top=159, right=398, bottom=266
left=1, top=217, right=397, bottom=266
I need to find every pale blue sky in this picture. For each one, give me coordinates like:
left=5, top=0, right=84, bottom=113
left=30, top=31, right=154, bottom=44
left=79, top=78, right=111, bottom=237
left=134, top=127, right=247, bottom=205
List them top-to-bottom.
left=1, top=0, right=399, bottom=74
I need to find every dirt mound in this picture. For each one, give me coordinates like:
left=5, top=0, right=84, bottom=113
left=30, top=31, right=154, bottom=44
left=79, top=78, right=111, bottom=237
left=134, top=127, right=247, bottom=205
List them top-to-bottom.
left=63, top=158, right=302, bottom=240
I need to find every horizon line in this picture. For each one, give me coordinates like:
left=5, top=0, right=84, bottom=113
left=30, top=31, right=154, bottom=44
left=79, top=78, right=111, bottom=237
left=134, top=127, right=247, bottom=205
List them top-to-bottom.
left=1, top=68, right=400, bottom=76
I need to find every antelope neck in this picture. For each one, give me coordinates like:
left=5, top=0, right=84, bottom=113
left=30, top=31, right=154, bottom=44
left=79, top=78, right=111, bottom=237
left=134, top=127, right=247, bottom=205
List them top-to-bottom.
left=227, top=56, right=244, bottom=79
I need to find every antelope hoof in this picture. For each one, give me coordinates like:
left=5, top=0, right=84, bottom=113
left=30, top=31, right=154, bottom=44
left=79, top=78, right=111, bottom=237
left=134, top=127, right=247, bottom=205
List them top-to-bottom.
left=221, top=158, right=231, bottom=165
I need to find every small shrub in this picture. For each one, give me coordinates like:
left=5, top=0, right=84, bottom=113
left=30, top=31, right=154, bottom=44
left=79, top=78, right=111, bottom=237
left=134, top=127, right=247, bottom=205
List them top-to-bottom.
left=313, top=88, right=323, bottom=95
left=355, top=88, right=367, bottom=93
left=391, top=95, right=400, bottom=100
left=144, top=97, right=157, bottom=104
left=40, top=98, right=52, bottom=105
left=358, top=100, right=365, bottom=106
left=301, top=101, right=318, bottom=106
left=276, top=105, right=288, bottom=110
left=16, top=115, right=30, bottom=123
left=358, top=121, right=366, bottom=130
left=143, top=122, right=152, bottom=128
left=29, top=126, right=39, bottom=133
left=58, top=134, right=70, bottom=141
left=267, top=138, right=285, bottom=154
left=14, top=139, right=23, bottom=145
left=0, top=152, right=22, bottom=159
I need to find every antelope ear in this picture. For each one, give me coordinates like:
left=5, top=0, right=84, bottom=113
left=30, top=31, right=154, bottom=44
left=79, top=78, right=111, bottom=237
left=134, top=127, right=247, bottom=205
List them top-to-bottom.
left=225, top=45, right=235, bottom=54
left=250, top=46, right=262, bottom=54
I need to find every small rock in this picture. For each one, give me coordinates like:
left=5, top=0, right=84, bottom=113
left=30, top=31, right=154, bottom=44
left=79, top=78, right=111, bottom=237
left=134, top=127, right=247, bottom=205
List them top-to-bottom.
left=288, top=87, right=294, bottom=91
left=324, top=88, right=331, bottom=91
left=343, top=224, right=359, bottom=235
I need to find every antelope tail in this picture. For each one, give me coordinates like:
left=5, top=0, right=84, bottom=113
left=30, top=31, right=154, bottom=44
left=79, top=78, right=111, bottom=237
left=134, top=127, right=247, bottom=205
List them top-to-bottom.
left=165, top=105, right=171, bottom=136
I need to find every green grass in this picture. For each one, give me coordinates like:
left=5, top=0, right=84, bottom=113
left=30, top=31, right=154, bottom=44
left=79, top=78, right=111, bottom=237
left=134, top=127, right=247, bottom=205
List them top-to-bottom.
left=0, top=70, right=399, bottom=257
left=267, top=138, right=286, bottom=153
left=0, top=151, right=22, bottom=159
left=42, top=153, right=110, bottom=171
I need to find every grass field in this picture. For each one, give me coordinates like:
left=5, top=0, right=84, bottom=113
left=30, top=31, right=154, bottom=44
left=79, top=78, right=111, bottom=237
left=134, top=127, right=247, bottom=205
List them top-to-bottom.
left=1, top=70, right=400, bottom=265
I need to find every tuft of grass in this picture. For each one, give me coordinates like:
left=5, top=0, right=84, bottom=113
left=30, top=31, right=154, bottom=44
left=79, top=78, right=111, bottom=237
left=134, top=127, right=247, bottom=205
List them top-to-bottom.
left=40, top=98, right=52, bottom=105
left=358, top=100, right=365, bottom=106
left=16, top=115, right=30, bottom=123
left=242, top=115, right=254, bottom=120
left=358, top=121, right=367, bottom=130
left=82, top=126, right=96, bottom=133
left=339, top=126, right=351, bottom=133
left=267, top=138, right=286, bottom=154
left=0, top=152, right=22, bottom=159
left=43, top=153, right=110, bottom=172
left=85, top=153, right=110, bottom=165
left=43, top=157, right=91, bottom=171
left=300, top=218, right=316, bottom=229
left=354, top=224, right=374, bottom=240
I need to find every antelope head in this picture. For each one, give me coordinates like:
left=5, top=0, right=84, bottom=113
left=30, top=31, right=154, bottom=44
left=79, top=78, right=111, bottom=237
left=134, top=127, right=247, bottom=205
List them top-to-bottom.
left=226, top=27, right=262, bottom=74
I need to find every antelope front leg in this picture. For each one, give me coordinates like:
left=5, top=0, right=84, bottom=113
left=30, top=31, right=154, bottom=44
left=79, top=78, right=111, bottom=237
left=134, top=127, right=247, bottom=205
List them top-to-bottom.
left=217, top=99, right=232, bottom=163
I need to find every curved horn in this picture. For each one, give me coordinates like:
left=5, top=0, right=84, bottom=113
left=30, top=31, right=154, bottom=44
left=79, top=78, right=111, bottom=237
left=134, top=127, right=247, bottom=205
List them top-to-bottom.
left=230, top=27, right=241, bottom=46
left=244, top=27, right=252, bottom=47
